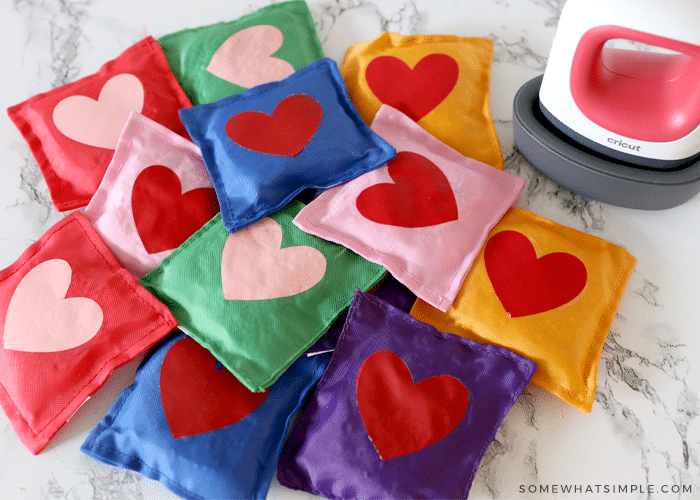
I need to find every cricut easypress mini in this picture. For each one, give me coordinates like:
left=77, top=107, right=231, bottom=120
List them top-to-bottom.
left=513, top=0, right=700, bottom=209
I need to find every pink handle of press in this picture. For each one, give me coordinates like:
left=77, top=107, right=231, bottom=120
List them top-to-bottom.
left=570, top=25, right=700, bottom=142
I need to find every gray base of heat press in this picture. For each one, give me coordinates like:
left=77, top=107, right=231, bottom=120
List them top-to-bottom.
left=513, top=74, right=700, bottom=210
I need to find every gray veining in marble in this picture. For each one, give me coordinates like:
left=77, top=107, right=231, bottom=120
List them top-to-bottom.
left=12, top=0, right=91, bottom=89
left=314, top=0, right=422, bottom=43
left=524, top=0, right=565, bottom=28
left=491, top=34, right=548, bottom=71
left=505, top=152, right=607, bottom=231
left=16, top=154, right=56, bottom=221
left=633, top=278, right=663, bottom=308
left=600, top=320, right=700, bottom=495
left=41, top=469, right=144, bottom=500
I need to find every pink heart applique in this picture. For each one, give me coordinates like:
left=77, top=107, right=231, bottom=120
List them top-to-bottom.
left=206, top=25, right=295, bottom=89
left=52, top=73, right=144, bottom=150
left=221, top=217, right=327, bottom=300
left=3, top=259, right=104, bottom=352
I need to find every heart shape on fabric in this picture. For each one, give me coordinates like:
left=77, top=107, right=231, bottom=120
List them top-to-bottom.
left=206, top=24, right=295, bottom=88
left=365, top=54, right=459, bottom=122
left=52, top=73, right=145, bottom=149
left=224, top=94, right=322, bottom=156
left=356, top=151, right=458, bottom=227
left=131, top=165, right=220, bottom=255
left=221, top=217, right=327, bottom=301
left=484, top=230, right=588, bottom=318
left=3, top=259, right=104, bottom=352
left=160, top=336, right=268, bottom=438
left=356, top=350, right=469, bottom=460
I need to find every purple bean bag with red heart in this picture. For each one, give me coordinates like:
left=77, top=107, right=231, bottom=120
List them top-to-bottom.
left=277, top=290, right=536, bottom=499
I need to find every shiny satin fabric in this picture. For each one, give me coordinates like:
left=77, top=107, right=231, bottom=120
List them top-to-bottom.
left=158, top=0, right=325, bottom=105
left=340, top=31, right=504, bottom=170
left=7, top=37, right=192, bottom=211
left=178, top=57, right=396, bottom=234
left=294, top=105, right=525, bottom=312
left=84, top=112, right=218, bottom=279
left=139, top=201, right=386, bottom=393
left=411, top=207, right=637, bottom=412
left=0, top=213, right=177, bottom=454
left=306, top=272, right=417, bottom=355
left=278, top=291, right=535, bottom=499
left=81, top=330, right=331, bottom=500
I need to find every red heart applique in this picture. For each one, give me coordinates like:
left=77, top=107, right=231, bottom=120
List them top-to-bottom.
left=365, top=54, right=459, bottom=121
left=225, top=94, right=322, bottom=156
left=356, top=151, right=458, bottom=227
left=131, top=165, right=220, bottom=255
left=484, top=230, right=588, bottom=318
left=160, top=336, right=268, bottom=439
left=356, top=350, right=469, bottom=460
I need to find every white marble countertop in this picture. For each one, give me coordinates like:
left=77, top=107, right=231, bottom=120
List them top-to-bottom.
left=1, top=0, right=698, bottom=499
